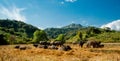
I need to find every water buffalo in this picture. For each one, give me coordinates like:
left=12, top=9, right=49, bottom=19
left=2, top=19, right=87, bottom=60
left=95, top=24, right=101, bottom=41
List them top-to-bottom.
left=39, top=41, right=50, bottom=45
left=39, top=41, right=47, bottom=45
left=51, top=41, right=64, bottom=46
left=79, top=41, right=86, bottom=48
left=86, top=41, right=103, bottom=48
left=33, top=43, right=39, bottom=48
left=99, top=44, right=104, bottom=48
left=14, top=45, right=20, bottom=49
left=39, top=45, right=48, bottom=49
left=48, top=45, right=58, bottom=50
left=58, top=45, right=72, bottom=51
left=66, top=45, right=72, bottom=50
left=19, top=46, right=27, bottom=50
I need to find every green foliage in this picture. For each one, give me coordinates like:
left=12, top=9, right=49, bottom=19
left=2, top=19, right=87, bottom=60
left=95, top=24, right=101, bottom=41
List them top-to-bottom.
left=0, top=19, right=39, bottom=44
left=0, top=19, right=39, bottom=38
left=45, top=23, right=82, bottom=39
left=60, top=24, right=119, bottom=43
left=33, top=30, right=48, bottom=43
left=67, top=31, right=86, bottom=42
left=78, top=31, right=82, bottom=40
left=88, top=32, right=120, bottom=43
left=0, top=34, right=9, bottom=45
left=55, top=34, right=65, bottom=43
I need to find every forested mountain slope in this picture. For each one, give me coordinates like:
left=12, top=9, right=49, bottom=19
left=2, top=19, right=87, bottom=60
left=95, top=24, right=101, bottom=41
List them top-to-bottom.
left=0, top=19, right=39, bottom=44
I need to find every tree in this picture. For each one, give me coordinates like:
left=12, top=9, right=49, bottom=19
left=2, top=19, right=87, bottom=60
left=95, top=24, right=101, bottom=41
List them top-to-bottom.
left=103, top=27, right=111, bottom=32
left=33, top=30, right=48, bottom=43
left=78, top=31, right=82, bottom=40
left=0, top=34, right=8, bottom=45
left=55, top=34, right=65, bottom=42
left=8, top=35, right=16, bottom=44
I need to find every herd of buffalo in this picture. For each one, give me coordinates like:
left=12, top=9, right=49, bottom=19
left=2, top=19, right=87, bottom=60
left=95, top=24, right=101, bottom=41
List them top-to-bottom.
left=14, top=40, right=104, bottom=51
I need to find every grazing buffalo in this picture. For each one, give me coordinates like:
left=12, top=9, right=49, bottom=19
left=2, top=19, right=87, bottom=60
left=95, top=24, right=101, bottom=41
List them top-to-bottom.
left=39, top=41, right=50, bottom=45
left=39, top=41, right=47, bottom=45
left=51, top=41, right=64, bottom=46
left=79, top=41, right=86, bottom=48
left=86, top=41, right=103, bottom=48
left=33, top=44, right=39, bottom=48
left=99, top=44, right=104, bottom=48
left=14, top=45, right=20, bottom=49
left=14, top=45, right=31, bottom=50
left=39, top=45, right=48, bottom=49
left=48, top=45, right=58, bottom=50
left=58, top=45, right=72, bottom=51
left=66, top=45, right=72, bottom=50
left=19, top=46, right=27, bottom=50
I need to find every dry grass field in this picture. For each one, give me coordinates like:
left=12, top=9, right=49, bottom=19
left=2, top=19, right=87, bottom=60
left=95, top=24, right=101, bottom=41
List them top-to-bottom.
left=0, top=43, right=120, bottom=61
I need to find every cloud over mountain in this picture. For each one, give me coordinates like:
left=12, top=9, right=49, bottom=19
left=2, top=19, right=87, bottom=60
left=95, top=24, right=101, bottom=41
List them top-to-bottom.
left=0, top=5, right=26, bottom=22
left=101, top=19, right=120, bottom=31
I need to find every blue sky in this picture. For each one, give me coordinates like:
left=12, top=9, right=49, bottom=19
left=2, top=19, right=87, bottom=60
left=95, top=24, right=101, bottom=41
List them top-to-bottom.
left=0, top=0, right=120, bottom=30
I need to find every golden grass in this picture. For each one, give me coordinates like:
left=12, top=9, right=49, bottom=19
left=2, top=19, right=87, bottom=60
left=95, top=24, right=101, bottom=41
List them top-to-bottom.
left=0, top=44, right=120, bottom=61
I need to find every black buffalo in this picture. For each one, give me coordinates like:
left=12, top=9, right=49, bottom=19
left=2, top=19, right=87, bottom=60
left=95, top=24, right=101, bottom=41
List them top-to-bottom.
left=39, top=41, right=50, bottom=45
left=51, top=41, right=64, bottom=46
left=79, top=41, right=86, bottom=48
left=86, top=41, right=103, bottom=48
left=33, top=43, right=39, bottom=48
left=14, top=45, right=20, bottom=49
left=15, top=45, right=31, bottom=50
left=39, top=45, right=48, bottom=49
left=48, top=45, right=58, bottom=50
left=58, top=45, right=72, bottom=51
left=19, top=46, right=27, bottom=50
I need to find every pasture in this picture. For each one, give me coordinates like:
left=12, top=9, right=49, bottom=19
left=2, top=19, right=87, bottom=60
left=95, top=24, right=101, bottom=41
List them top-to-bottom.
left=0, top=43, right=120, bottom=61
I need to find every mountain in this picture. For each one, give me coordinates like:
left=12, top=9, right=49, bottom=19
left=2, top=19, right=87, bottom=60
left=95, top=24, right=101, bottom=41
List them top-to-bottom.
left=0, top=19, right=39, bottom=44
left=0, top=19, right=39, bottom=38
left=44, top=23, right=83, bottom=39
left=45, top=23, right=120, bottom=43
left=62, top=23, right=82, bottom=29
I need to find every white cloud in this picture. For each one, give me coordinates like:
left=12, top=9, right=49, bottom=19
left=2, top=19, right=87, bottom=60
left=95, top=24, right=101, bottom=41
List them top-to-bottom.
left=60, top=0, right=77, bottom=4
left=65, top=0, right=77, bottom=2
left=60, top=1, right=64, bottom=4
left=0, top=5, right=26, bottom=22
left=101, top=19, right=120, bottom=31
left=80, top=20, right=89, bottom=26
left=71, top=21, right=75, bottom=23
left=56, top=26, right=62, bottom=28
left=38, top=27, right=44, bottom=30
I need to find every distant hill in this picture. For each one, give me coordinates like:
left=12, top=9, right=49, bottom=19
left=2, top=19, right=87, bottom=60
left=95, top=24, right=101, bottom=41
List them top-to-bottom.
left=0, top=19, right=39, bottom=38
left=0, top=19, right=39, bottom=44
left=44, top=23, right=83, bottom=39
left=45, top=23, right=120, bottom=43
left=62, top=23, right=83, bottom=29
